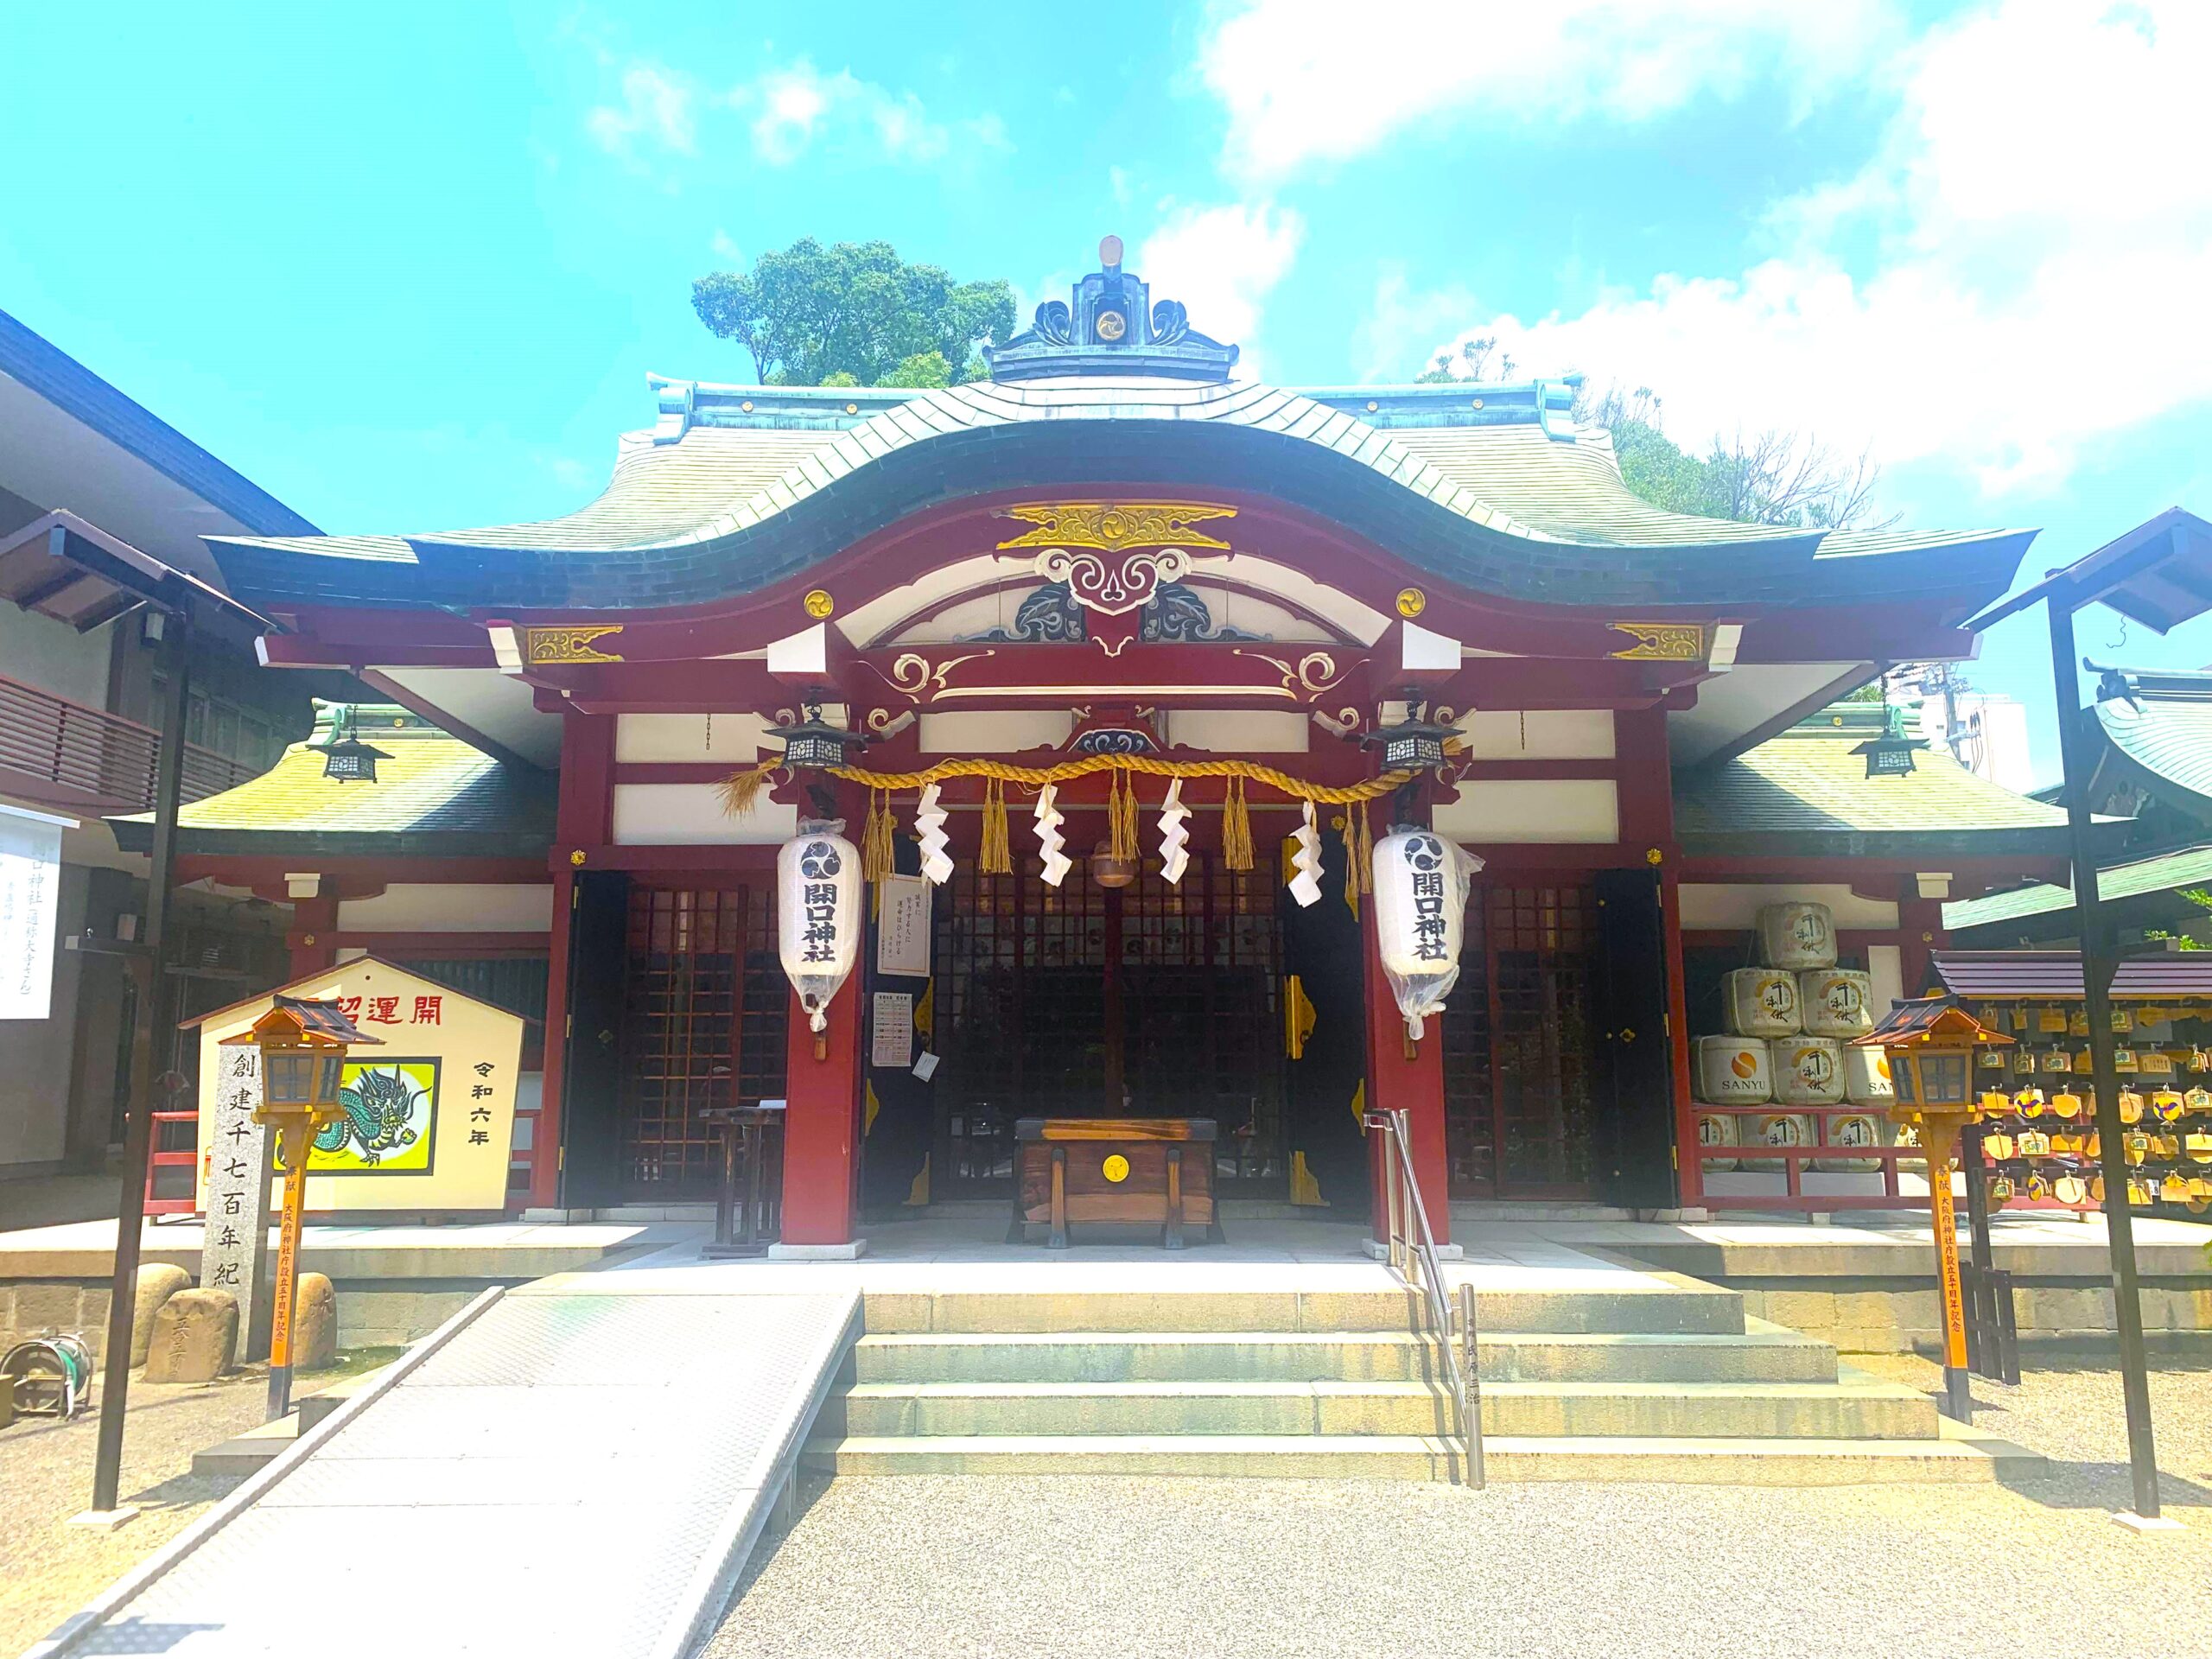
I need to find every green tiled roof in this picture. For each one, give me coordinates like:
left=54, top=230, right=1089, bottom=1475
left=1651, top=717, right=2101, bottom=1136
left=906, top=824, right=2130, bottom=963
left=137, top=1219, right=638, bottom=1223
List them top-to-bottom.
left=206, top=375, right=2034, bottom=615
left=2098, top=682, right=2212, bottom=818
left=109, top=703, right=553, bottom=859
left=1675, top=706, right=2072, bottom=855
left=1942, top=842, right=2212, bottom=932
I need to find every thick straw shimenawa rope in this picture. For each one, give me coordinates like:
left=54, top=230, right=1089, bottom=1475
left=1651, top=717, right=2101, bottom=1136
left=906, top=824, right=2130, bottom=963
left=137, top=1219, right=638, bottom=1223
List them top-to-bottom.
left=715, top=750, right=1435, bottom=819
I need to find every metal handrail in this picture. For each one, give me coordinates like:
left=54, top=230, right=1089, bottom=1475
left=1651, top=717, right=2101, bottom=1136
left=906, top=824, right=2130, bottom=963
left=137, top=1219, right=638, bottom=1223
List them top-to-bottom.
left=1364, top=1106, right=1484, bottom=1487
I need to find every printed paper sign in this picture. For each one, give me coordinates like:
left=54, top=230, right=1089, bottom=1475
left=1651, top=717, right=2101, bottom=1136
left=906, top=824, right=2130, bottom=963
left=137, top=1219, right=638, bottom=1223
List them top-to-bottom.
left=0, top=804, right=69, bottom=1020
left=876, top=875, right=932, bottom=978
left=872, top=991, right=915, bottom=1069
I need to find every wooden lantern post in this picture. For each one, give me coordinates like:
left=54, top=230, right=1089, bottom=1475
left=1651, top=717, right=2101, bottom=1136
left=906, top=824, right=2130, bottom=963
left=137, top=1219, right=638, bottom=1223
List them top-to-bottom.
left=221, top=995, right=381, bottom=1420
left=1853, top=997, right=2012, bottom=1423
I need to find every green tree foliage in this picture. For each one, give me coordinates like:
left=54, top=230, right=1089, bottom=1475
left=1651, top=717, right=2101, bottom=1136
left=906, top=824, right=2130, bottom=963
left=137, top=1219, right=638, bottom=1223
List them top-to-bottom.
left=692, top=238, right=1014, bottom=387
left=878, top=350, right=955, bottom=389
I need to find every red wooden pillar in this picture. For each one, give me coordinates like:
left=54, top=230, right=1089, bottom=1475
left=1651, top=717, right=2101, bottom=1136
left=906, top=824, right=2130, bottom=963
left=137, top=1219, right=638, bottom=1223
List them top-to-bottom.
left=532, top=709, right=614, bottom=1212
left=775, top=779, right=868, bottom=1254
left=1361, top=803, right=1452, bottom=1249
left=286, top=884, right=340, bottom=978
left=1898, top=886, right=1946, bottom=999
left=776, top=975, right=867, bottom=1251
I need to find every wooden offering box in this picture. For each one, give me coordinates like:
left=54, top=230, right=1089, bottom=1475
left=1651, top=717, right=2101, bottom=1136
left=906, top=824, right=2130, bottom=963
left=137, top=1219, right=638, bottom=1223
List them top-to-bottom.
left=1011, top=1118, right=1223, bottom=1249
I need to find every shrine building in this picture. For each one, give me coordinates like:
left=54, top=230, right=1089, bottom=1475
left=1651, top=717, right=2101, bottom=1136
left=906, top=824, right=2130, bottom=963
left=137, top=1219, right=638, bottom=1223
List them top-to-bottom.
left=135, top=239, right=2079, bottom=1249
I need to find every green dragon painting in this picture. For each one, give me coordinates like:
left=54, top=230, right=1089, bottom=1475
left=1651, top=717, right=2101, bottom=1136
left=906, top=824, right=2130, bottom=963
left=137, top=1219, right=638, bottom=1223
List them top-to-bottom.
left=315, top=1063, right=428, bottom=1166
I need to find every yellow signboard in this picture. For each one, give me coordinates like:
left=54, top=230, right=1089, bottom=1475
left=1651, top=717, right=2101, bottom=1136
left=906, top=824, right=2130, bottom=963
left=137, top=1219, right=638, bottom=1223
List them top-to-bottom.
left=194, top=958, right=524, bottom=1214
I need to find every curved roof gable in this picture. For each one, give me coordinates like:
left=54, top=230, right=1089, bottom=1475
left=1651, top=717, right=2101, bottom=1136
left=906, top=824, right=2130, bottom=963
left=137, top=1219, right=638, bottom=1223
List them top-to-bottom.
left=207, top=374, right=2032, bottom=617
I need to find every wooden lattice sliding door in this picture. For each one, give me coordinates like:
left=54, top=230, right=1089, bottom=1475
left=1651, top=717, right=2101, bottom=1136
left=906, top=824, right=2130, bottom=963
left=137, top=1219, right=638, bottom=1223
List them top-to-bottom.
left=930, top=855, right=1288, bottom=1198
left=1442, top=881, right=1601, bottom=1198
left=616, top=885, right=787, bottom=1199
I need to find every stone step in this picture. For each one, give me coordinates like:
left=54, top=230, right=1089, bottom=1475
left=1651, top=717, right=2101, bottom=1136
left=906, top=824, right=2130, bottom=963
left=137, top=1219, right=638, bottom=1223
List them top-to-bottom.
left=861, top=1284, right=1744, bottom=1338
left=853, top=1324, right=1836, bottom=1385
left=833, top=1374, right=1933, bottom=1440
left=804, top=1420, right=2044, bottom=1483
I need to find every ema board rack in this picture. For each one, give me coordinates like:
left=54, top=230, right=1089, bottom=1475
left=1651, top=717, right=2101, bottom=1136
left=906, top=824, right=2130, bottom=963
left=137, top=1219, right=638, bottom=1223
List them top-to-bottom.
left=1950, top=984, right=2212, bottom=1220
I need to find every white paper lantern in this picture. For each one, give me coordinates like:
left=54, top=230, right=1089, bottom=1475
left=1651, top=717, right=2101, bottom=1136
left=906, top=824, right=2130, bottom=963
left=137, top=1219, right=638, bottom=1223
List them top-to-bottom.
left=778, top=823, right=862, bottom=1033
left=1369, top=826, right=1479, bottom=1040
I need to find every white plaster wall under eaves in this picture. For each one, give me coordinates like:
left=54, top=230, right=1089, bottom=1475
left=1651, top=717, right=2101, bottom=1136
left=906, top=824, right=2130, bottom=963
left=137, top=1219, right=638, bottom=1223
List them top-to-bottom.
left=1669, top=662, right=1872, bottom=766
left=378, top=667, right=562, bottom=766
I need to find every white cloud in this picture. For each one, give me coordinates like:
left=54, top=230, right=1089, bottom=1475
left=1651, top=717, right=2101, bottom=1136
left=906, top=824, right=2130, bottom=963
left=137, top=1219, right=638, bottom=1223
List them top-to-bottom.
left=1201, top=0, right=1900, bottom=179
left=1389, top=1, right=2212, bottom=494
left=732, top=60, right=1008, bottom=166
left=586, top=62, right=696, bottom=163
left=1137, top=201, right=1305, bottom=381
left=1353, top=264, right=1480, bottom=383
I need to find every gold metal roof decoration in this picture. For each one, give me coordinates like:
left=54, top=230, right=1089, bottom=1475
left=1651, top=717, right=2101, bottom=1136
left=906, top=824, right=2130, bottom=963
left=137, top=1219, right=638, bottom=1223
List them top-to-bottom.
left=994, top=502, right=1236, bottom=555
left=1609, top=622, right=1708, bottom=662
left=524, top=624, right=625, bottom=664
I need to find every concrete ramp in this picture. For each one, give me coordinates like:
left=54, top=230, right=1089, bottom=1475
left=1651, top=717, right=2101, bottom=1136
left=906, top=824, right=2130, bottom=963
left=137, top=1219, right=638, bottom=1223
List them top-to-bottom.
left=37, top=1283, right=859, bottom=1659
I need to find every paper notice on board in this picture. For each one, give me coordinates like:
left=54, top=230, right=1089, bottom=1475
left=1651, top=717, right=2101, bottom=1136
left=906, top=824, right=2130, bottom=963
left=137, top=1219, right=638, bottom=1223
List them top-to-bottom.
left=0, top=804, right=68, bottom=1020
left=876, top=875, right=932, bottom=978
left=872, top=991, right=914, bottom=1069
left=912, top=1052, right=939, bottom=1082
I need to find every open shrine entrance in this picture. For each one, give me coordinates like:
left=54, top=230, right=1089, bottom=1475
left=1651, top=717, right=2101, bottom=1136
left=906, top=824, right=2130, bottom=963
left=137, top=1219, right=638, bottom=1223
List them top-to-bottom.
left=928, top=854, right=1290, bottom=1199
left=588, top=868, right=1641, bottom=1215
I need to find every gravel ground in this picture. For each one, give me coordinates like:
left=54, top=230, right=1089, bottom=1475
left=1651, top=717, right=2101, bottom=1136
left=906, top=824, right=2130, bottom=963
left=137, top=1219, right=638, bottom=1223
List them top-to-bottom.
left=0, top=1351, right=397, bottom=1657
left=709, top=1356, right=2212, bottom=1659
left=0, top=1372, right=264, bottom=1656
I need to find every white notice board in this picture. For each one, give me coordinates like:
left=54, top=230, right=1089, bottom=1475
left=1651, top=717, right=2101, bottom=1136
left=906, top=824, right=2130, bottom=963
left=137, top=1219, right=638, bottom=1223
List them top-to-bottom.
left=0, top=804, right=72, bottom=1020
left=876, top=874, right=932, bottom=978
left=872, top=991, right=915, bottom=1069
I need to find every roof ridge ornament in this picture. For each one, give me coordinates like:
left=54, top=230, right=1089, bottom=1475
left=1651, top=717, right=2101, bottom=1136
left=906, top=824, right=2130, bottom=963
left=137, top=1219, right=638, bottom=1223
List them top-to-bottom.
left=985, top=236, right=1239, bottom=385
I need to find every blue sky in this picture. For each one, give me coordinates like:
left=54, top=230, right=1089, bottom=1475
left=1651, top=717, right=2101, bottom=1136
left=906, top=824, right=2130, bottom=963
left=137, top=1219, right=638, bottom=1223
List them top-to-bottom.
left=3, top=1, right=2208, bottom=783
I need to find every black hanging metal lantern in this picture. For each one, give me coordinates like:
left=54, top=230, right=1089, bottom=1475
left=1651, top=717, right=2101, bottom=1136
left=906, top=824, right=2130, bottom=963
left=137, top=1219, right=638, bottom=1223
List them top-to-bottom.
left=1361, top=693, right=1454, bottom=772
left=767, top=696, right=872, bottom=771
left=1852, top=705, right=1929, bottom=779
left=314, top=709, right=392, bottom=783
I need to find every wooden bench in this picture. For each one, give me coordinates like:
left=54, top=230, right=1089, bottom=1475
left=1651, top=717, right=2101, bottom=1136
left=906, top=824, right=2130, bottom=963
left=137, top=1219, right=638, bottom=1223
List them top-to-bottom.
left=1009, top=1118, right=1223, bottom=1250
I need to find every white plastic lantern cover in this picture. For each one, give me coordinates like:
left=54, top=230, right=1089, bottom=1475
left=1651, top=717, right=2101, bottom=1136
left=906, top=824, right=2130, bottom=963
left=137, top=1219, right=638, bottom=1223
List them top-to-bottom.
left=778, top=821, right=862, bottom=1032
left=1370, top=825, right=1480, bottom=1040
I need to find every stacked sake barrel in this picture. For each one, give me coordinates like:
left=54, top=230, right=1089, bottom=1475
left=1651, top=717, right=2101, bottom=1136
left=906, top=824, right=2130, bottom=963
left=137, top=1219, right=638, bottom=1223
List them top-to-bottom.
left=1694, top=901, right=1889, bottom=1176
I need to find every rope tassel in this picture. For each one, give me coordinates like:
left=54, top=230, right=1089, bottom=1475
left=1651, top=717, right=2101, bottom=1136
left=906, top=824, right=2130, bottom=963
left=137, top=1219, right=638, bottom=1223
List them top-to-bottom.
left=716, top=759, right=779, bottom=818
left=1109, top=767, right=1140, bottom=862
left=1222, top=775, right=1255, bottom=872
left=980, top=778, right=1013, bottom=875
left=861, top=788, right=895, bottom=885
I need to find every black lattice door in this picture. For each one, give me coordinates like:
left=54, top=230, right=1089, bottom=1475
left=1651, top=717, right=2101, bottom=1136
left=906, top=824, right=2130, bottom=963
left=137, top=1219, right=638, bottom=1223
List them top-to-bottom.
left=1442, top=882, right=1600, bottom=1198
left=615, top=886, right=787, bottom=1200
